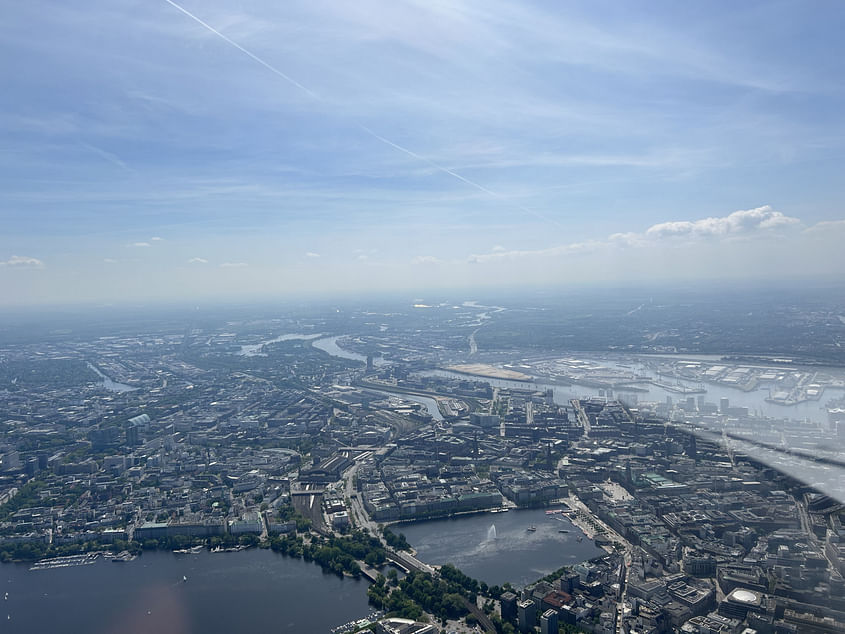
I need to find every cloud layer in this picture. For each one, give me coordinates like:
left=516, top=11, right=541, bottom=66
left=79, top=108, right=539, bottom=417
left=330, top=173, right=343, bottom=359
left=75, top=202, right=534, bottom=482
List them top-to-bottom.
left=0, top=255, right=44, bottom=268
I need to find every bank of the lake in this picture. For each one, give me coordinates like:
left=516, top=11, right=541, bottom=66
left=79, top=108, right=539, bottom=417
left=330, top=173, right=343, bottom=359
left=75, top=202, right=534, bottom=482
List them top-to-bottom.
left=2, top=548, right=371, bottom=634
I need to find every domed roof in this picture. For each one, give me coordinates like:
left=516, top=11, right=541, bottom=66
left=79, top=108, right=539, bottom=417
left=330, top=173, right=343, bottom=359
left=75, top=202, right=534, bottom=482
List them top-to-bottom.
left=731, top=589, right=758, bottom=603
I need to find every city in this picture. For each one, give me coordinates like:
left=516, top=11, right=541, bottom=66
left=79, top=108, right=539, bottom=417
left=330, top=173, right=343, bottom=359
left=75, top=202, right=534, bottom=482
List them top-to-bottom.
left=1, top=296, right=844, bottom=633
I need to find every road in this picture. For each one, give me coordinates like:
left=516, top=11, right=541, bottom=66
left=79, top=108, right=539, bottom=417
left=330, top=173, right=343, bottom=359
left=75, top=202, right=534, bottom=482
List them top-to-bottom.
left=571, top=400, right=591, bottom=437
left=342, top=459, right=381, bottom=535
left=565, top=494, right=631, bottom=550
left=793, top=494, right=839, bottom=572
left=614, top=550, right=632, bottom=633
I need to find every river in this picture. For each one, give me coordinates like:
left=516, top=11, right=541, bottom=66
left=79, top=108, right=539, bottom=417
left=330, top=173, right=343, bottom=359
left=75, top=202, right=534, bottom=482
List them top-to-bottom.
left=238, top=333, right=323, bottom=357
left=312, top=336, right=386, bottom=366
left=87, top=363, right=136, bottom=393
left=420, top=367, right=841, bottom=426
left=368, top=389, right=443, bottom=421
left=2, top=549, right=371, bottom=634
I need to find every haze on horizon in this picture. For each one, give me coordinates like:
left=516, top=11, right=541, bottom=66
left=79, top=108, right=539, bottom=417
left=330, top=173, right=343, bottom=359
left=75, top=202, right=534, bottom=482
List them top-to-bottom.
left=2, top=1, right=845, bottom=306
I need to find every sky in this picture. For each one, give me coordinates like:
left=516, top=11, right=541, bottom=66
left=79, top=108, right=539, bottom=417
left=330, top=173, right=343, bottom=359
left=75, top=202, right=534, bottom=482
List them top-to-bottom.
left=2, top=0, right=845, bottom=306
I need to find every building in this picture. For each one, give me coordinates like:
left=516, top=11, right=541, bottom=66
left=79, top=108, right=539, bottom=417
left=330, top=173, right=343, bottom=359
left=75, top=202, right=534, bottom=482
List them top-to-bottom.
left=470, top=412, right=501, bottom=429
left=331, top=510, right=350, bottom=529
left=229, top=512, right=262, bottom=535
left=134, top=520, right=226, bottom=540
left=718, top=588, right=764, bottom=621
left=500, top=591, right=518, bottom=623
left=517, top=598, right=536, bottom=633
left=540, top=609, right=558, bottom=634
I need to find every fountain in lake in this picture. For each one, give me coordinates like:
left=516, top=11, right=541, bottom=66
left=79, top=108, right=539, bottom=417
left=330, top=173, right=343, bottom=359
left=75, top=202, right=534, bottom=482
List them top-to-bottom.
left=486, top=524, right=497, bottom=541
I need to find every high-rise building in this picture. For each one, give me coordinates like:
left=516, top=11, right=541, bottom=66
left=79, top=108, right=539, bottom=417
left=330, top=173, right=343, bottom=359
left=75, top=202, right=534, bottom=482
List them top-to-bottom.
left=126, top=423, right=140, bottom=446
left=500, top=591, right=518, bottom=623
left=517, top=599, right=536, bottom=633
left=540, top=609, right=558, bottom=634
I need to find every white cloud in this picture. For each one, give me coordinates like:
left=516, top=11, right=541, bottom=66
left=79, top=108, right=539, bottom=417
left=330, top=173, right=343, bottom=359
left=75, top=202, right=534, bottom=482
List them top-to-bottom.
left=470, top=205, right=800, bottom=263
left=642, top=205, right=799, bottom=241
left=803, top=219, right=845, bottom=234
left=151, top=236, right=163, bottom=241
left=468, top=240, right=602, bottom=264
left=130, top=242, right=151, bottom=248
left=305, top=252, right=320, bottom=258
left=0, top=255, right=44, bottom=269
left=412, top=255, right=441, bottom=265
left=188, top=257, right=208, bottom=264
left=103, top=258, right=118, bottom=264
left=220, top=261, right=248, bottom=268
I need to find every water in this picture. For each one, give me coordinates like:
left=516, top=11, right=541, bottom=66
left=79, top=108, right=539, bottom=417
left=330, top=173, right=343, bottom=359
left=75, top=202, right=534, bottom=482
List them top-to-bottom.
left=238, top=333, right=322, bottom=356
left=312, top=336, right=386, bottom=366
left=597, top=356, right=845, bottom=422
left=86, top=363, right=136, bottom=393
left=421, top=367, right=842, bottom=426
left=369, top=390, right=443, bottom=421
left=399, top=394, right=442, bottom=421
left=399, top=508, right=603, bottom=588
left=2, top=549, right=370, bottom=633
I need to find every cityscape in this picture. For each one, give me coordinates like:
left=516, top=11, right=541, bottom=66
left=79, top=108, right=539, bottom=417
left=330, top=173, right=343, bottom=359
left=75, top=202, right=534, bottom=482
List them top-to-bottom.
left=1, top=293, right=844, bottom=633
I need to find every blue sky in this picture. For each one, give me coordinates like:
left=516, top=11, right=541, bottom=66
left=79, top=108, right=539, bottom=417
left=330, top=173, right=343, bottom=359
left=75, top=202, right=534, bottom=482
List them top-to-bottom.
left=2, top=0, right=845, bottom=305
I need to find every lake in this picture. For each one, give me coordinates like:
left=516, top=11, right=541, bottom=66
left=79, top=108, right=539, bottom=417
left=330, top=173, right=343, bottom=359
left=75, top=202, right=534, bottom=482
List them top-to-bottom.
left=399, top=507, right=604, bottom=588
left=2, top=549, right=371, bottom=634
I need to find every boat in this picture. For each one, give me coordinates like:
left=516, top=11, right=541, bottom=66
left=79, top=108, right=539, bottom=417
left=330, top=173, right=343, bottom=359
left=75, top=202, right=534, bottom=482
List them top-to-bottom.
left=527, top=525, right=537, bottom=532
left=558, top=529, right=569, bottom=533
left=577, top=536, right=583, bottom=542
left=182, top=575, right=188, bottom=583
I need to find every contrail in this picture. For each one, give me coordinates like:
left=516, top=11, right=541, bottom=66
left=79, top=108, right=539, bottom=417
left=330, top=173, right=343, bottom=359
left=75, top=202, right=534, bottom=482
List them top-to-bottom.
left=162, top=0, right=563, bottom=229
left=162, top=0, right=318, bottom=99
left=357, top=124, right=502, bottom=199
